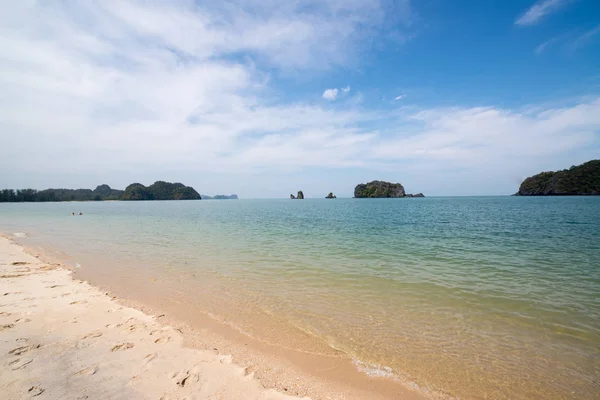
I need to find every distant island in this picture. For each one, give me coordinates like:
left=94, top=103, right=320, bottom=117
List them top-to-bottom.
left=516, top=160, right=600, bottom=196
left=0, top=181, right=201, bottom=202
left=354, top=181, right=424, bottom=198
left=290, top=191, right=304, bottom=199
left=326, top=192, right=337, bottom=199
left=201, top=194, right=238, bottom=200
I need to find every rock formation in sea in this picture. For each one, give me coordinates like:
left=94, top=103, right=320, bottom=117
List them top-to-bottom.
left=517, top=160, right=600, bottom=196
left=122, top=181, right=201, bottom=200
left=354, top=181, right=406, bottom=198
left=354, top=181, right=425, bottom=198
left=296, top=191, right=304, bottom=199
left=325, top=192, right=337, bottom=199
left=290, top=194, right=296, bottom=199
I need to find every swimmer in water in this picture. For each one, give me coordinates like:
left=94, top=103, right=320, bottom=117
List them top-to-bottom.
left=78, top=211, right=83, bottom=215
left=72, top=212, right=75, bottom=216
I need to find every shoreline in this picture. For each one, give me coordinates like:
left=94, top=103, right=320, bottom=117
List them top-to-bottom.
left=0, top=235, right=427, bottom=400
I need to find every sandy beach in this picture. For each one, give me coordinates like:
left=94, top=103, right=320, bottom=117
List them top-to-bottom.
left=0, top=236, right=426, bottom=400
left=0, top=237, right=307, bottom=400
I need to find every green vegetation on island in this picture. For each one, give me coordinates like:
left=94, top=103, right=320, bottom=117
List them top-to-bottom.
left=517, top=160, right=600, bottom=196
left=0, top=181, right=201, bottom=202
left=354, top=181, right=424, bottom=198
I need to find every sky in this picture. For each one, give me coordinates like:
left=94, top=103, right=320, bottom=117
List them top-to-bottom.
left=0, top=0, right=599, bottom=198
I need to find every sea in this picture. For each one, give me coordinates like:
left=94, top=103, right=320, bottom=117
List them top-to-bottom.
left=1, top=196, right=599, bottom=399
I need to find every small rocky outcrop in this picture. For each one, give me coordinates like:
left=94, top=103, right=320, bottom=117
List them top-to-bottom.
left=517, top=160, right=600, bottom=196
left=354, top=181, right=406, bottom=198
left=296, top=191, right=304, bottom=199
left=326, top=192, right=337, bottom=199
left=406, top=193, right=425, bottom=198
left=290, top=194, right=296, bottom=199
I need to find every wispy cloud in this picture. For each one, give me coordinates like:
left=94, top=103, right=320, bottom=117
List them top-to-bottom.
left=515, top=0, right=571, bottom=26
left=571, top=24, right=600, bottom=49
left=535, top=36, right=560, bottom=54
left=394, top=95, right=406, bottom=100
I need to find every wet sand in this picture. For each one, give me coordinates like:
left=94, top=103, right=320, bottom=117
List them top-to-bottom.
left=0, top=236, right=426, bottom=400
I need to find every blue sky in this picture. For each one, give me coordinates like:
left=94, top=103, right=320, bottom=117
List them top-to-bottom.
left=1, top=0, right=599, bottom=197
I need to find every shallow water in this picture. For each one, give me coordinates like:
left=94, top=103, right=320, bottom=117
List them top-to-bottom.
left=1, top=197, right=599, bottom=399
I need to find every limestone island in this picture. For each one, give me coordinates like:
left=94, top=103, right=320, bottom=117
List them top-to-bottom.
left=516, top=160, right=600, bottom=196
left=0, top=181, right=201, bottom=202
left=354, top=181, right=424, bottom=198
left=290, top=191, right=304, bottom=199
left=326, top=192, right=337, bottom=199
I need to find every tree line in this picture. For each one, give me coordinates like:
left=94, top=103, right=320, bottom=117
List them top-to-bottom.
left=0, top=182, right=202, bottom=202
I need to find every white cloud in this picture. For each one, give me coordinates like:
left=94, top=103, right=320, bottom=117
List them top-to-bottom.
left=515, top=0, right=571, bottom=26
left=0, top=1, right=598, bottom=197
left=323, top=86, right=351, bottom=100
left=322, top=88, right=339, bottom=101
left=394, top=95, right=406, bottom=100
left=372, top=100, right=600, bottom=166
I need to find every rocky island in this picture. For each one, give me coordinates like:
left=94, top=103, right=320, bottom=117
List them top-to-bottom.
left=516, top=160, right=600, bottom=196
left=0, top=181, right=201, bottom=202
left=122, top=181, right=201, bottom=200
left=354, top=181, right=424, bottom=198
left=290, top=191, right=304, bottom=199
left=326, top=192, right=337, bottom=199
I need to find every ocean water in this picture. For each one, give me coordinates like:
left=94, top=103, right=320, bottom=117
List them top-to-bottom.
left=1, top=197, right=599, bottom=399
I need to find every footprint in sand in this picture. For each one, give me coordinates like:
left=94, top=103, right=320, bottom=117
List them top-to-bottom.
left=11, top=261, right=29, bottom=266
left=0, top=273, right=27, bottom=278
left=46, top=285, right=63, bottom=289
left=3, top=291, right=24, bottom=296
left=70, top=300, right=88, bottom=305
left=0, top=311, right=12, bottom=317
left=124, top=323, right=147, bottom=333
left=1, top=324, right=15, bottom=331
left=81, top=331, right=102, bottom=340
left=154, top=336, right=172, bottom=344
left=111, top=343, right=134, bottom=352
left=8, top=344, right=40, bottom=356
left=11, top=359, right=33, bottom=370
left=75, top=366, right=98, bottom=376
left=171, top=370, right=200, bottom=387
left=28, top=385, right=44, bottom=397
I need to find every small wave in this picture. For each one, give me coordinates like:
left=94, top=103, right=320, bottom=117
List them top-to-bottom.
left=13, top=232, right=27, bottom=238
left=353, top=359, right=395, bottom=378
left=353, top=359, right=456, bottom=400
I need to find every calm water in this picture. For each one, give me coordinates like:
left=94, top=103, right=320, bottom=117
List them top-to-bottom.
left=1, top=197, right=599, bottom=399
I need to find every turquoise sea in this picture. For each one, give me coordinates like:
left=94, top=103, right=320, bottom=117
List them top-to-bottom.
left=1, top=197, right=599, bottom=399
